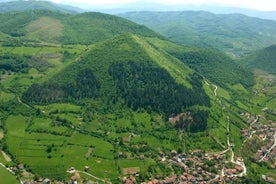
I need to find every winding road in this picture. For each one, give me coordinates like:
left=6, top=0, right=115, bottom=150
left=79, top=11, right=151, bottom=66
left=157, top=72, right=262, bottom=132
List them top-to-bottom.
left=211, top=84, right=247, bottom=178
left=214, top=85, right=218, bottom=97
left=226, top=108, right=247, bottom=177
left=258, top=131, right=276, bottom=162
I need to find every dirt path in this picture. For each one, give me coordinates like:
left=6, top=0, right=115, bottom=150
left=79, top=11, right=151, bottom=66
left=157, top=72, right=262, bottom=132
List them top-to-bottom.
left=212, top=85, right=247, bottom=177
left=17, top=97, right=30, bottom=108
left=1, top=151, right=11, bottom=162
left=77, top=170, right=111, bottom=184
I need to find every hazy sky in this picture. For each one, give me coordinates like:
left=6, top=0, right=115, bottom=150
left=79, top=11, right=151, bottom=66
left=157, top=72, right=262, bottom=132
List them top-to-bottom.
left=50, top=0, right=276, bottom=11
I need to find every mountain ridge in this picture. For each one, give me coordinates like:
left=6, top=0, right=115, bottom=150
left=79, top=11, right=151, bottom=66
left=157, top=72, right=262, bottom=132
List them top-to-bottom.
left=0, top=0, right=83, bottom=14
left=0, top=9, right=163, bottom=45
left=119, top=11, right=276, bottom=57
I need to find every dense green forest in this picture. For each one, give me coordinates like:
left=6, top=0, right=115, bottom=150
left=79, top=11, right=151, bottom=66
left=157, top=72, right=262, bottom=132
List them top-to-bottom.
left=170, top=47, right=254, bottom=88
left=0, top=53, right=30, bottom=73
left=109, top=61, right=210, bottom=117
left=23, top=68, right=101, bottom=104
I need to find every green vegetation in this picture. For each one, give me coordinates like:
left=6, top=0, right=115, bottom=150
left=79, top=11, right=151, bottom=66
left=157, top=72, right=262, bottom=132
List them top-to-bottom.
left=0, top=0, right=81, bottom=14
left=0, top=6, right=275, bottom=183
left=0, top=10, right=162, bottom=45
left=120, top=11, right=276, bottom=57
left=0, top=32, right=215, bottom=182
left=147, top=37, right=254, bottom=89
left=240, top=44, right=276, bottom=74
left=109, top=61, right=210, bottom=117
left=0, top=166, right=19, bottom=184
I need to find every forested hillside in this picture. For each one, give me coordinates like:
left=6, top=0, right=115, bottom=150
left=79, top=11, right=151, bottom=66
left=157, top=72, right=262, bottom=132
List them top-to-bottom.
left=0, top=0, right=82, bottom=13
left=0, top=10, right=162, bottom=44
left=119, top=11, right=276, bottom=57
left=23, top=33, right=210, bottom=120
left=146, top=38, right=254, bottom=89
left=240, top=44, right=276, bottom=74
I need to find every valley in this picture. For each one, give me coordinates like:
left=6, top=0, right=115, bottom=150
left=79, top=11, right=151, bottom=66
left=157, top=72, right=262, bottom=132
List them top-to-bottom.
left=0, top=1, right=276, bottom=183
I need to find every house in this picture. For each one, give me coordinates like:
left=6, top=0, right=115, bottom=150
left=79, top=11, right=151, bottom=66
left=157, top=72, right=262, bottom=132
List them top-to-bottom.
left=18, top=163, right=24, bottom=170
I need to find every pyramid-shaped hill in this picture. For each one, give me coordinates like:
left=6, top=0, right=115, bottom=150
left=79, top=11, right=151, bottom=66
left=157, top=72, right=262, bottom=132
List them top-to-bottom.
left=0, top=10, right=162, bottom=44
left=23, top=33, right=210, bottom=118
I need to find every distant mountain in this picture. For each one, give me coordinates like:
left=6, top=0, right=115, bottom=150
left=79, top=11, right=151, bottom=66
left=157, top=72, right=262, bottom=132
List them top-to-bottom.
left=0, top=0, right=83, bottom=14
left=81, top=2, right=276, bottom=20
left=0, top=10, right=162, bottom=44
left=119, top=11, right=276, bottom=57
left=240, top=45, right=276, bottom=74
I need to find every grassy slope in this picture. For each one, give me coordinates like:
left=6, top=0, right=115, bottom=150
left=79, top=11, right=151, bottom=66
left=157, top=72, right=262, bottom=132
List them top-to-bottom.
left=119, top=11, right=276, bottom=57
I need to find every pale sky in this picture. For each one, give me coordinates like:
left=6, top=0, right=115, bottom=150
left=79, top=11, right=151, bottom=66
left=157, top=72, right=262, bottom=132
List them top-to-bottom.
left=50, top=0, right=276, bottom=11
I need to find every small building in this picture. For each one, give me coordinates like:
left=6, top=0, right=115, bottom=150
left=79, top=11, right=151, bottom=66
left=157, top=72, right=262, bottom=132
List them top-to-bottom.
left=18, top=163, right=24, bottom=170
left=84, top=166, right=89, bottom=172
left=43, top=178, right=51, bottom=184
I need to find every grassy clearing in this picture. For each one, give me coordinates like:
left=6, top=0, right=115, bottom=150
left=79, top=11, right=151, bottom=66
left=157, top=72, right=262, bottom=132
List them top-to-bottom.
left=26, top=17, right=63, bottom=43
left=230, top=84, right=249, bottom=94
left=217, top=87, right=231, bottom=100
left=0, top=91, right=15, bottom=102
left=235, top=100, right=249, bottom=111
left=36, top=103, right=82, bottom=114
left=29, top=117, right=70, bottom=134
left=119, top=158, right=156, bottom=173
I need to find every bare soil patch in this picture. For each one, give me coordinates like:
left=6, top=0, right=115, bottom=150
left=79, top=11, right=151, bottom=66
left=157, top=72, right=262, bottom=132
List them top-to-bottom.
left=169, top=112, right=192, bottom=124
left=85, top=147, right=94, bottom=158
left=1, top=151, right=11, bottom=162
left=122, top=167, right=140, bottom=175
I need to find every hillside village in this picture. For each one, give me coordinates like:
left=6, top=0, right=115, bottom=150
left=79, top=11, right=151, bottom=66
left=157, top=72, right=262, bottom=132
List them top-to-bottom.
left=241, top=113, right=276, bottom=164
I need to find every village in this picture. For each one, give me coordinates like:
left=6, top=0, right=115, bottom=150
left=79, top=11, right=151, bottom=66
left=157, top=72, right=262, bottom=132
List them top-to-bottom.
left=122, top=111, right=276, bottom=184
left=241, top=112, right=276, bottom=164
left=122, top=148, right=245, bottom=184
